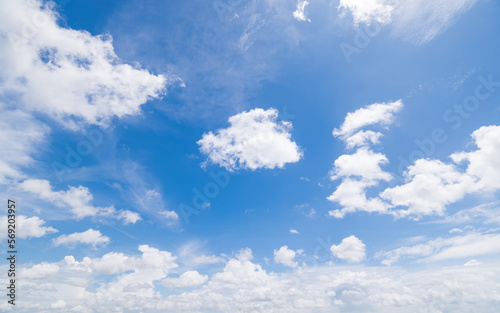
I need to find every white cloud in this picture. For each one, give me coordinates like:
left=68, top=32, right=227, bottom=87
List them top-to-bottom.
left=0, top=0, right=171, bottom=128
left=293, top=0, right=311, bottom=22
left=338, top=0, right=395, bottom=26
left=338, top=0, right=478, bottom=45
left=333, top=100, right=403, bottom=139
left=328, top=102, right=396, bottom=217
left=0, top=103, right=48, bottom=184
left=198, top=108, right=302, bottom=171
left=330, top=148, right=392, bottom=181
left=380, top=159, right=475, bottom=219
left=18, top=179, right=141, bottom=222
left=159, top=210, right=179, bottom=223
left=0, top=215, right=57, bottom=239
left=289, top=228, right=300, bottom=235
left=53, top=229, right=110, bottom=248
left=376, top=231, right=500, bottom=265
left=330, top=235, right=366, bottom=263
left=274, top=245, right=303, bottom=267
left=16, top=246, right=500, bottom=312
left=162, top=271, right=208, bottom=289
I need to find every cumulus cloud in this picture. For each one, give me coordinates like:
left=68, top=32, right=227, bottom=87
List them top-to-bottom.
left=0, top=0, right=171, bottom=128
left=293, top=0, right=311, bottom=22
left=333, top=100, right=403, bottom=139
left=328, top=101, right=400, bottom=218
left=198, top=108, right=302, bottom=171
left=18, top=179, right=141, bottom=222
left=0, top=215, right=57, bottom=239
left=52, top=229, right=110, bottom=248
left=376, top=231, right=500, bottom=265
left=330, top=235, right=366, bottom=263
left=274, top=245, right=303, bottom=267
left=15, top=246, right=500, bottom=312
left=162, top=271, right=208, bottom=289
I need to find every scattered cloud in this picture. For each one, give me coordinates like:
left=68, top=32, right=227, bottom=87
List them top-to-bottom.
left=293, top=0, right=311, bottom=22
left=338, top=0, right=395, bottom=26
left=198, top=108, right=302, bottom=171
left=1, top=215, right=57, bottom=239
left=289, top=228, right=300, bottom=235
left=52, top=229, right=110, bottom=248
left=330, top=235, right=366, bottom=263
left=274, top=245, right=303, bottom=267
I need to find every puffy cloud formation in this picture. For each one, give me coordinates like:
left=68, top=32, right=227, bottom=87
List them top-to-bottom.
left=0, top=0, right=170, bottom=128
left=328, top=101, right=401, bottom=218
left=198, top=108, right=302, bottom=171
left=330, top=235, right=366, bottom=263
left=274, top=245, right=304, bottom=267
left=8, top=246, right=500, bottom=312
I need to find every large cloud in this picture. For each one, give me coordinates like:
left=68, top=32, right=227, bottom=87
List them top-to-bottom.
left=0, top=0, right=170, bottom=128
left=198, top=108, right=302, bottom=171
left=8, top=246, right=500, bottom=312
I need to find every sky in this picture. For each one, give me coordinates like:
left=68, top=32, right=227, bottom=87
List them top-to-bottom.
left=1, top=0, right=500, bottom=312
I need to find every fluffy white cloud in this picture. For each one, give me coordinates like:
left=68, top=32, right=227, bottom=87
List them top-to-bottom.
left=0, top=0, right=170, bottom=128
left=293, top=0, right=311, bottom=22
left=338, top=0, right=395, bottom=25
left=333, top=100, right=403, bottom=139
left=328, top=102, right=400, bottom=218
left=198, top=108, right=302, bottom=171
left=451, top=125, right=500, bottom=192
left=381, top=126, right=500, bottom=219
left=330, top=148, right=392, bottom=181
left=380, top=159, right=475, bottom=219
left=18, top=179, right=141, bottom=222
left=0, top=215, right=57, bottom=239
left=53, top=229, right=110, bottom=248
left=376, top=231, right=500, bottom=265
left=330, top=235, right=366, bottom=263
left=274, top=245, right=303, bottom=267
left=14, top=246, right=500, bottom=312
left=162, top=271, right=208, bottom=289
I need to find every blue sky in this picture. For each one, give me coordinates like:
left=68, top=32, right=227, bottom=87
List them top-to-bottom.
left=1, top=0, right=500, bottom=312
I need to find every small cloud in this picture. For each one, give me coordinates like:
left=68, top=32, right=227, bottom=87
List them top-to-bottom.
left=293, top=0, right=311, bottom=22
left=290, top=228, right=300, bottom=235
left=53, top=229, right=110, bottom=248
left=330, top=235, right=366, bottom=263
left=464, top=260, right=481, bottom=267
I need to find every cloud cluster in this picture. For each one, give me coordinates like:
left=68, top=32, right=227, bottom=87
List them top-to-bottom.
left=329, top=102, right=500, bottom=220
left=198, top=108, right=302, bottom=171
left=53, top=229, right=110, bottom=248
left=330, top=235, right=366, bottom=263
left=7, top=245, right=500, bottom=312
